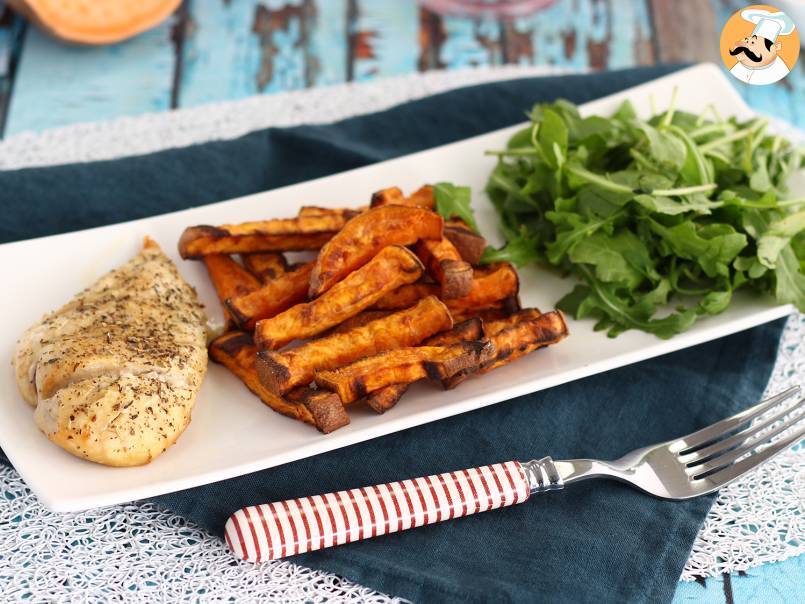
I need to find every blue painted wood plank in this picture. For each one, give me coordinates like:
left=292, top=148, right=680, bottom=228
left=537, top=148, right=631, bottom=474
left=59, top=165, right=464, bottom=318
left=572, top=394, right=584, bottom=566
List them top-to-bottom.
left=180, top=0, right=347, bottom=107
left=350, top=0, right=418, bottom=81
left=505, top=0, right=653, bottom=70
left=439, top=13, right=502, bottom=69
left=4, top=15, right=177, bottom=135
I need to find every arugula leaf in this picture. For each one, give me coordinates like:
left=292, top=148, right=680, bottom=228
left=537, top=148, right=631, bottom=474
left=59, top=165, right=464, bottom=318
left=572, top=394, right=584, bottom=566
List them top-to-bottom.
left=484, top=97, right=805, bottom=338
left=433, top=182, right=479, bottom=232
left=480, top=228, right=542, bottom=267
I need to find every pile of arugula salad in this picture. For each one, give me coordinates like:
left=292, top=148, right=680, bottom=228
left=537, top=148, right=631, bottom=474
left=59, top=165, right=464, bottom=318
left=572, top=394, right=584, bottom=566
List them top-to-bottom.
left=478, top=95, right=804, bottom=339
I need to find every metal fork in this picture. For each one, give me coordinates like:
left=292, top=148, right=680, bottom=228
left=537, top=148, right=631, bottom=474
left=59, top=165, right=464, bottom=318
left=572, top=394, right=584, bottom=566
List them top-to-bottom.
left=225, top=386, right=804, bottom=562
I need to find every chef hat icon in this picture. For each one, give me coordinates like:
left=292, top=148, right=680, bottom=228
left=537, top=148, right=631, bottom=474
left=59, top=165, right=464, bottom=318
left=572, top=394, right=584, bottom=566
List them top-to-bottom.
left=741, top=8, right=796, bottom=42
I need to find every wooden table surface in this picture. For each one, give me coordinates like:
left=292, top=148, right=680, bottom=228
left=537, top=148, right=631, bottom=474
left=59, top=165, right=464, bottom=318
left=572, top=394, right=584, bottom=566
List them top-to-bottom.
left=0, top=0, right=802, bottom=137
left=0, top=1, right=802, bottom=602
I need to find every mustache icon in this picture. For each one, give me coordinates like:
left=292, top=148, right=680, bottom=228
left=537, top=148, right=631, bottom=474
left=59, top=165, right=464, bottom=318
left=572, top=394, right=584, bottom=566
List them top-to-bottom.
left=730, top=45, right=763, bottom=62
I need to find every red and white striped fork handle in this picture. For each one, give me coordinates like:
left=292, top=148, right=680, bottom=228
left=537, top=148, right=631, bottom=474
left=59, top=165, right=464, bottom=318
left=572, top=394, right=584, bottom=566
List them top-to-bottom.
left=225, top=461, right=530, bottom=562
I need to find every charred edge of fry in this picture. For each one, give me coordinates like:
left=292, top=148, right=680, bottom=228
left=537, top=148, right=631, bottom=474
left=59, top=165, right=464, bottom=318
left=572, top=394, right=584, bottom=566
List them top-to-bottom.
left=370, top=187, right=405, bottom=207
left=443, top=223, right=486, bottom=265
left=178, top=225, right=227, bottom=259
left=180, top=231, right=334, bottom=258
left=241, top=252, right=288, bottom=281
left=439, top=259, right=474, bottom=299
left=502, top=295, right=522, bottom=314
left=451, top=307, right=510, bottom=324
left=444, top=311, right=568, bottom=389
left=423, top=317, right=483, bottom=346
left=208, top=332, right=315, bottom=427
left=424, top=341, right=495, bottom=380
left=255, top=349, right=290, bottom=394
left=365, top=383, right=409, bottom=414
left=286, top=388, right=350, bottom=434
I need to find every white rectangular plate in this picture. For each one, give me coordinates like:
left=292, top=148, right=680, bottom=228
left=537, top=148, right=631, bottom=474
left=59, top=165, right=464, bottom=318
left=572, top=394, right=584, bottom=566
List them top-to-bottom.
left=0, top=64, right=797, bottom=512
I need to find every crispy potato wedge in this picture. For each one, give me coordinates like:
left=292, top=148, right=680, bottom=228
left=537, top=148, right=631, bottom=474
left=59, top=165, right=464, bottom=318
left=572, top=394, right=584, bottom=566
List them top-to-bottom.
left=370, top=185, right=435, bottom=209
left=309, top=205, right=443, bottom=297
left=178, top=213, right=351, bottom=259
left=444, top=221, right=487, bottom=265
left=415, top=238, right=473, bottom=299
left=255, top=245, right=424, bottom=350
left=241, top=252, right=288, bottom=281
left=203, top=254, right=262, bottom=326
left=226, top=261, right=314, bottom=330
left=257, top=296, right=452, bottom=394
left=444, top=310, right=568, bottom=389
left=209, top=331, right=349, bottom=433
left=315, top=341, right=494, bottom=404
left=365, top=383, right=409, bottom=414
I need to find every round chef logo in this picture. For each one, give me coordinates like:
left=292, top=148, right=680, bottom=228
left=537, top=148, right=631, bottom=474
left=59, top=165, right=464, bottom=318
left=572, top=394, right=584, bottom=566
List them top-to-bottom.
left=720, top=5, right=799, bottom=85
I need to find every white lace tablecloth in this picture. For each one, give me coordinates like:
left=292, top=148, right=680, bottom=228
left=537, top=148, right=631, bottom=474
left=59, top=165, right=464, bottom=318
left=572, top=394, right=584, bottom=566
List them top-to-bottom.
left=0, top=65, right=802, bottom=601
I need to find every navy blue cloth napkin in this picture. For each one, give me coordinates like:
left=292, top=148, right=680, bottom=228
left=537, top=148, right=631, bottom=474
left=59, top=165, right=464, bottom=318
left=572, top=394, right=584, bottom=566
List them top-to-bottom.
left=0, top=66, right=786, bottom=603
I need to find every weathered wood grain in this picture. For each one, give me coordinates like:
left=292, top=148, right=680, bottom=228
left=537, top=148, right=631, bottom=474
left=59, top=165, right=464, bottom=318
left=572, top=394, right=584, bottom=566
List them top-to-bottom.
left=348, top=0, right=418, bottom=81
left=648, top=0, right=718, bottom=63
left=0, top=1, right=25, bottom=137
left=3, top=8, right=178, bottom=135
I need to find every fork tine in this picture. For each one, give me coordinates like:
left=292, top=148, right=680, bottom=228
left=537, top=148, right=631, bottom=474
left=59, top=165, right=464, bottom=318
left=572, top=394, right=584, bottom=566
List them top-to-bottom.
left=677, top=386, right=801, bottom=453
left=682, top=396, right=805, bottom=466
left=690, top=402, right=805, bottom=478
left=692, top=422, right=805, bottom=489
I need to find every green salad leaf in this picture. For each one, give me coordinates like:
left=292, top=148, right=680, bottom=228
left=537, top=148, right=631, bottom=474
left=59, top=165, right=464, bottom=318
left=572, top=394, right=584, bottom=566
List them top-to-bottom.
left=479, top=95, right=805, bottom=338
left=433, top=182, right=479, bottom=232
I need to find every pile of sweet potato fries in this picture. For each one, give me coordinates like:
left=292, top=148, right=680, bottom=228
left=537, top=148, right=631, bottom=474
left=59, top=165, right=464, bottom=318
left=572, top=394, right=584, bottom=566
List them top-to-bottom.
left=178, top=185, right=569, bottom=433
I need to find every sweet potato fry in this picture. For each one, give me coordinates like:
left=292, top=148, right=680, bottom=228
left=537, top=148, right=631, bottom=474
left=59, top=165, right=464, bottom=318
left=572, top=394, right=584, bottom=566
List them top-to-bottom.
left=370, top=185, right=435, bottom=209
left=309, top=205, right=443, bottom=297
left=298, top=206, right=361, bottom=219
left=178, top=212, right=350, bottom=259
left=444, top=221, right=487, bottom=265
left=415, top=238, right=473, bottom=299
left=255, top=245, right=424, bottom=350
left=241, top=252, right=288, bottom=281
left=203, top=254, right=261, bottom=326
left=226, top=261, right=314, bottom=330
left=373, top=263, right=520, bottom=313
left=257, top=296, right=452, bottom=394
left=450, top=306, right=514, bottom=325
left=324, top=310, right=393, bottom=336
left=444, top=310, right=568, bottom=389
left=423, top=317, right=484, bottom=346
left=361, top=318, right=485, bottom=410
left=209, top=331, right=349, bottom=433
left=315, top=341, right=494, bottom=404
left=365, top=383, right=409, bottom=414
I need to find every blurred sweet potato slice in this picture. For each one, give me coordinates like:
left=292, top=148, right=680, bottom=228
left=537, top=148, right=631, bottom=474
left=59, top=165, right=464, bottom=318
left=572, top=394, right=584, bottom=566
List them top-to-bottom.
left=370, top=185, right=434, bottom=209
left=309, top=205, right=443, bottom=297
left=298, top=206, right=361, bottom=219
left=178, top=213, right=350, bottom=259
left=444, top=221, right=486, bottom=265
left=415, top=238, right=473, bottom=299
left=255, top=245, right=424, bottom=350
left=241, top=252, right=288, bottom=281
left=203, top=254, right=261, bottom=326
left=226, top=261, right=314, bottom=331
left=257, top=296, right=452, bottom=394
left=450, top=305, right=517, bottom=325
left=444, top=310, right=568, bottom=389
left=209, top=331, right=349, bottom=433
left=315, top=341, right=494, bottom=404
left=365, top=383, right=409, bottom=414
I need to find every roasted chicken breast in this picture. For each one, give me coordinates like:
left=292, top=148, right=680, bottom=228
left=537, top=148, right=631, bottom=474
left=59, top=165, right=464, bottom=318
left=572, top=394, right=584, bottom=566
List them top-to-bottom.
left=13, top=238, right=208, bottom=466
